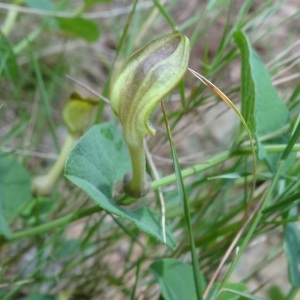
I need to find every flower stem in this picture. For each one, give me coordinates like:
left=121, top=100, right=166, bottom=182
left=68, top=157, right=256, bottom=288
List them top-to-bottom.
left=2, top=8, right=18, bottom=36
left=14, top=25, right=44, bottom=54
left=32, top=133, right=77, bottom=196
left=123, top=138, right=151, bottom=198
left=8, top=206, right=101, bottom=241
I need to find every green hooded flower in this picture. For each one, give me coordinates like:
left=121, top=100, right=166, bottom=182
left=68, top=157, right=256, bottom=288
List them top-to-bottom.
left=110, top=31, right=190, bottom=198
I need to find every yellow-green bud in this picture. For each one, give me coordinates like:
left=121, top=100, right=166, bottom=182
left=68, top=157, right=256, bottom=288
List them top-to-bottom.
left=110, top=31, right=190, bottom=198
left=32, top=92, right=97, bottom=196
left=63, top=92, right=98, bottom=137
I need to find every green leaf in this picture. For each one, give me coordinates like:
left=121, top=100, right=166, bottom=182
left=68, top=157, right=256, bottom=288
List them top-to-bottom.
left=25, top=0, right=54, bottom=10
left=84, top=0, right=111, bottom=9
left=153, top=0, right=176, bottom=27
left=206, top=0, right=231, bottom=11
left=56, top=17, right=100, bottom=43
left=234, top=30, right=290, bottom=159
left=0, top=32, right=19, bottom=80
left=289, top=84, right=300, bottom=104
left=162, top=103, right=204, bottom=297
left=281, top=121, right=300, bottom=161
left=65, top=123, right=176, bottom=248
left=264, top=135, right=295, bottom=173
left=0, top=152, right=32, bottom=238
left=0, top=152, right=32, bottom=222
left=207, top=173, right=244, bottom=180
left=262, top=192, right=300, bottom=217
left=22, top=198, right=56, bottom=226
left=284, top=208, right=300, bottom=287
left=0, top=213, right=11, bottom=239
left=53, top=239, right=82, bottom=260
left=150, top=258, right=204, bottom=300
left=207, top=282, right=264, bottom=300
left=216, top=282, right=247, bottom=300
left=268, top=285, right=286, bottom=300
left=219, top=289, right=264, bottom=300
left=22, top=295, right=55, bottom=300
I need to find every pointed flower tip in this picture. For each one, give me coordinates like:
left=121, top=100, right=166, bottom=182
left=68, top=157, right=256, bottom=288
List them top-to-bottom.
left=110, top=31, right=190, bottom=146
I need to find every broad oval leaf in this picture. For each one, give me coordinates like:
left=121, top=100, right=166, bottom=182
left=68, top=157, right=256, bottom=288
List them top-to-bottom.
left=64, top=123, right=176, bottom=248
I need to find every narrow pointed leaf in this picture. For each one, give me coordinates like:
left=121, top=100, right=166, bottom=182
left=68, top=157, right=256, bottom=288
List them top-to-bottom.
left=234, top=30, right=290, bottom=159
left=0, top=33, right=19, bottom=80
left=162, top=103, right=204, bottom=298
left=284, top=208, right=300, bottom=287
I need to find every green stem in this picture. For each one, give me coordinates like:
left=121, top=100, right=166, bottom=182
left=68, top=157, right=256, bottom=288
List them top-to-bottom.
left=100, top=0, right=139, bottom=103
left=153, top=0, right=176, bottom=28
left=2, top=8, right=18, bottom=36
left=13, top=25, right=44, bottom=54
left=162, top=102, right=203, bottom=299
left=32, top=133, right=77, bottom=196
left=48, top=134, right=76, bottom=181
left=123, top=138, right=150, bottom=198
left=8, top=142, right=300, bottom=242
left=152, top=143, right=300, bottom=190
left=152, top=150, right=232, bottom=190
left=219, top=159, right=285, bottom=288
left=8, top=206, right=101, bottom=241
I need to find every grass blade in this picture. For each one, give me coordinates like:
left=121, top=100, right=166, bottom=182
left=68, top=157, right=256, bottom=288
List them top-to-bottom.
left=153, top=0, right=176, bottom=28
left=188, top=68, right=257, bottom=297
left=161, top=101, right=204, bottom=299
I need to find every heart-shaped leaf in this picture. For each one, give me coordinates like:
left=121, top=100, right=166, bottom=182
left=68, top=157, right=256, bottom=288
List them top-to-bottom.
left=65, top=123, right=176, bottom=248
